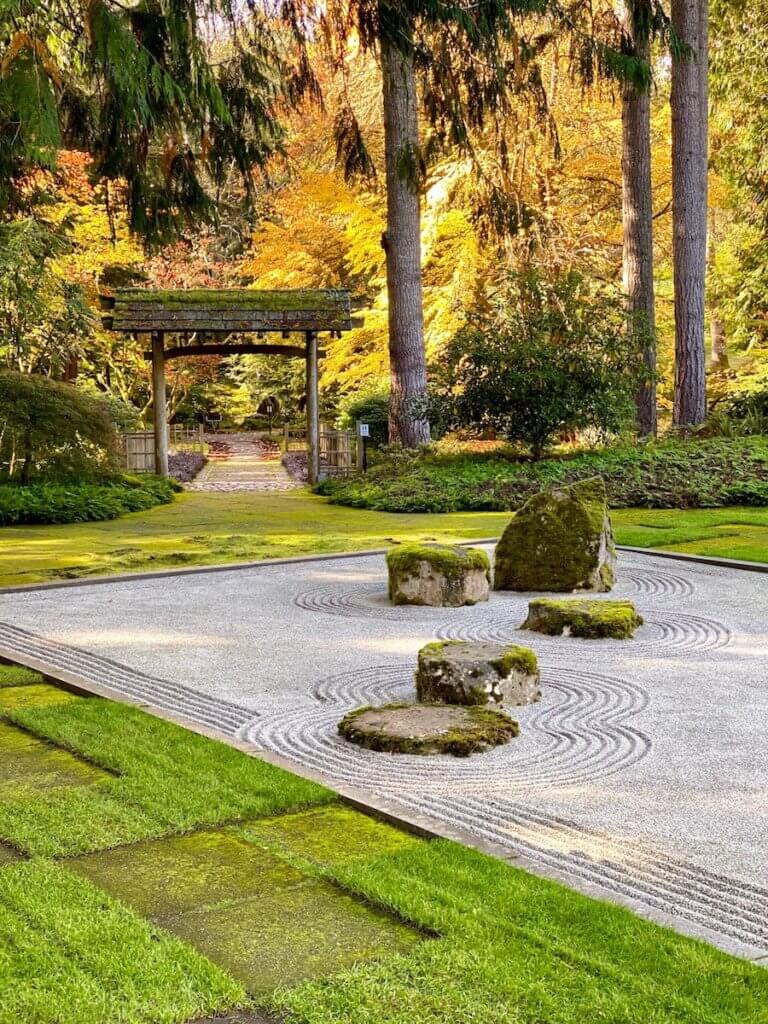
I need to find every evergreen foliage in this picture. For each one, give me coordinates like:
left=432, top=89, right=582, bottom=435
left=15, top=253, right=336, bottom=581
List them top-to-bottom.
left=0, top=1, right=287, bottom=243
left=427, top=270, right=640, bottom=457
left=0, top=369, right=117, bottom=483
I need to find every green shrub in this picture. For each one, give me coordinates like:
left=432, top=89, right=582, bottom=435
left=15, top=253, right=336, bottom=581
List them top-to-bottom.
left=427, top=270, right=641, bottom=457
left=0, top=370, right=118, bottom=483
left=337, top=381, right=390, bottom=447
left=318, top=438, right=768, bottom=513
left=0, top=475, right=179, bottom=526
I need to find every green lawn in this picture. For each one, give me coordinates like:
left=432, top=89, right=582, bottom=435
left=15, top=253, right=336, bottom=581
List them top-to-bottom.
left=1, top=489, right=767, bottom=588
left=1, top=664, right=766, bottom=1024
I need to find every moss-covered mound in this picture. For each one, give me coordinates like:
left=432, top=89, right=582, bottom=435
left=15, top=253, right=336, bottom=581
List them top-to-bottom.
left=494, top=476, right=616, bottom=592
left=386, top=543, right=490, bottom=607
left=522, top=598, right=644, bottom=639
left=415, top=640, right=540, bottom=707
left=338, top=703, right=519, bottom=757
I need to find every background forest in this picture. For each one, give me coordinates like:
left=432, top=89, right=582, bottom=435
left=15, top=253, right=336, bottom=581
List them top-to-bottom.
left=1, top=1, right=767, bottom=474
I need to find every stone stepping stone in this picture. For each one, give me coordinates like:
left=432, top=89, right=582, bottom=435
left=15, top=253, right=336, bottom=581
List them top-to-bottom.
left=338, top=703, right=519, bottom=757
left=0, top=718, right=108, bottom=796
left=239, top=804, right=420, bottom=868
left=67, top=827, right=422, bottom=994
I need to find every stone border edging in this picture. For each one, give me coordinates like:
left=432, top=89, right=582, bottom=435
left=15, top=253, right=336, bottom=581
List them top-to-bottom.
left=2, top=539, right=767, bottom=595
left=0, top=639, right=765, bottom=965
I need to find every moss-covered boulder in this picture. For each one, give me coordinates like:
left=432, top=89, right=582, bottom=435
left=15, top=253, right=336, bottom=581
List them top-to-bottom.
left=494, top=476, right=616, bottom=592
left=386, top=544, right=490, bottom=607
left=522, top=598, right=643, bottom=639
left=415, top=640, right=541, bottom=707
left=337, top=703, right=519, bottom=757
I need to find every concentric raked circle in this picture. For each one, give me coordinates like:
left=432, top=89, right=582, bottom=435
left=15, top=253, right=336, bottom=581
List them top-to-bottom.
left=292, top=564, right=695, bottom=621
left=617, top=567, right=695, bottom=600
left=292, top=581, right=528, bottom=622
left=436, top=610, right=732, bottom=656
left=242, top=663, right=651, bottom=793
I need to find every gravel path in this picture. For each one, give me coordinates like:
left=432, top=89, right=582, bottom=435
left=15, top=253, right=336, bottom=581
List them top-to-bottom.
left=185, top=433, right=300, bottom=492
left=0, top=547, right=766, bottom=961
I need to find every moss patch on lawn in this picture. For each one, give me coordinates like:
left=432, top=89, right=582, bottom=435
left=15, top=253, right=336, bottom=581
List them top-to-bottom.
left=522, top=598, right=644, bottom=639
left=0, top=663, right=40, bottom=687
left=0, top=688, right=333, bottom=858
left=239, top=805, right=421, bottom=870
left=68, top=828, right=421, bottom=995
left=0, top=859, right=244, bottom=1024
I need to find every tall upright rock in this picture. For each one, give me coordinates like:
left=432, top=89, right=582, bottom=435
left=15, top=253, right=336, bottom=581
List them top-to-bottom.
left=494, top=477, right=616, bottom=592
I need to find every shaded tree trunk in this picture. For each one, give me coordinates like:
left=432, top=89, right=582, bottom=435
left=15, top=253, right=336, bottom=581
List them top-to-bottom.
left=671, top=0, right=709, bottom=426
left=621, top=2, right=657, bottom=437
left=380, top=29, right=430, bottom=447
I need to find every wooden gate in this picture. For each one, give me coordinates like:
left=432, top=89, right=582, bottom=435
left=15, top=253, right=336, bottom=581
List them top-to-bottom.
left=319, top=428, right=360, bottom=477
left=119, top=431, right=155, bottom=472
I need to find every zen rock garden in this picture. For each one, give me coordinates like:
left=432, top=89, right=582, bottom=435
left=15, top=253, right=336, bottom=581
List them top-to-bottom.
left=341, top=477, right=644, bottom=757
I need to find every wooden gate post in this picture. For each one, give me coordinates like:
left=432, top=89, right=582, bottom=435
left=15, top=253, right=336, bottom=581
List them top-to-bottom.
left=305, top=330, right=320, bottom=484
left=151, top=331, right=169, bottom=477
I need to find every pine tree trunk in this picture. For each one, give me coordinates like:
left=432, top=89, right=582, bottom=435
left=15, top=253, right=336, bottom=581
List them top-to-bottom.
left=671, top=0, right=709, bottom=426
left=621, top=3, right=657, bottom=437
left=380, top=29, right=430, bottom=446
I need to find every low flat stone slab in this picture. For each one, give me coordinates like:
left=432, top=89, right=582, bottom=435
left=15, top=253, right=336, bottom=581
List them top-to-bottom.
left=386, top=544, right=490, bottom=607
left=522, top=598, right=644, bottom=639
left=415, top=640, right=541, bottom=707
left=338, top=703, right=519, bottom=757
left=0, top=719, right=108, bottom=796
left=241, top=804, right=419, bottom=868
left=68, top=827, right=421, bottom=994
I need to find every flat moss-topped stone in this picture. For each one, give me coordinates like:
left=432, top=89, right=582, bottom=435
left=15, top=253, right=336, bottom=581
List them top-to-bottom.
left=494, top=476, right=616, bottom=593
left=386, top=544, right=490, bottom=607
left=522, top=598, right=644, bottom=639
left=415, top=640, right=541, bottom=707
left=338, top=703, right=519, bottom=757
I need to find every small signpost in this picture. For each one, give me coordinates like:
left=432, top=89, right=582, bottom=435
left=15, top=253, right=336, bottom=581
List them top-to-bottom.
left=357, top=422, right=369, bottom=471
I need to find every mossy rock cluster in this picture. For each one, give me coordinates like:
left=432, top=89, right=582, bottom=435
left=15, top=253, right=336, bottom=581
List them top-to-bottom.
left=494, top=476, right=616, bottom=593
left=386, top=543, right=490, bottom=607
left=522, top=598, right=644, bottom=640
left=415, top=640, right=541, bottom=707
left=337, top=703, right=519, bottom=757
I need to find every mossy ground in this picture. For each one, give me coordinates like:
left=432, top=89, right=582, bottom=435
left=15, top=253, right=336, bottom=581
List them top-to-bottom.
left=2, top=490, right=768, bottom=589
left=523, top=598, right=644, bottom=639
left=0, top=667, right=767, bottom=1023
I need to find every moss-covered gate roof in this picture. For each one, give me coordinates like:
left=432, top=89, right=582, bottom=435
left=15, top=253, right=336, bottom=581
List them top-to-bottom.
left=102, top=288, right=354, bottom=333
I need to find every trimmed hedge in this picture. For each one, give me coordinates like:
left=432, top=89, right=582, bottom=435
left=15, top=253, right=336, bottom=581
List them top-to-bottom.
left=317, top=438, right=768, bottom=513
left=0, top=475, right=180, bottom=526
